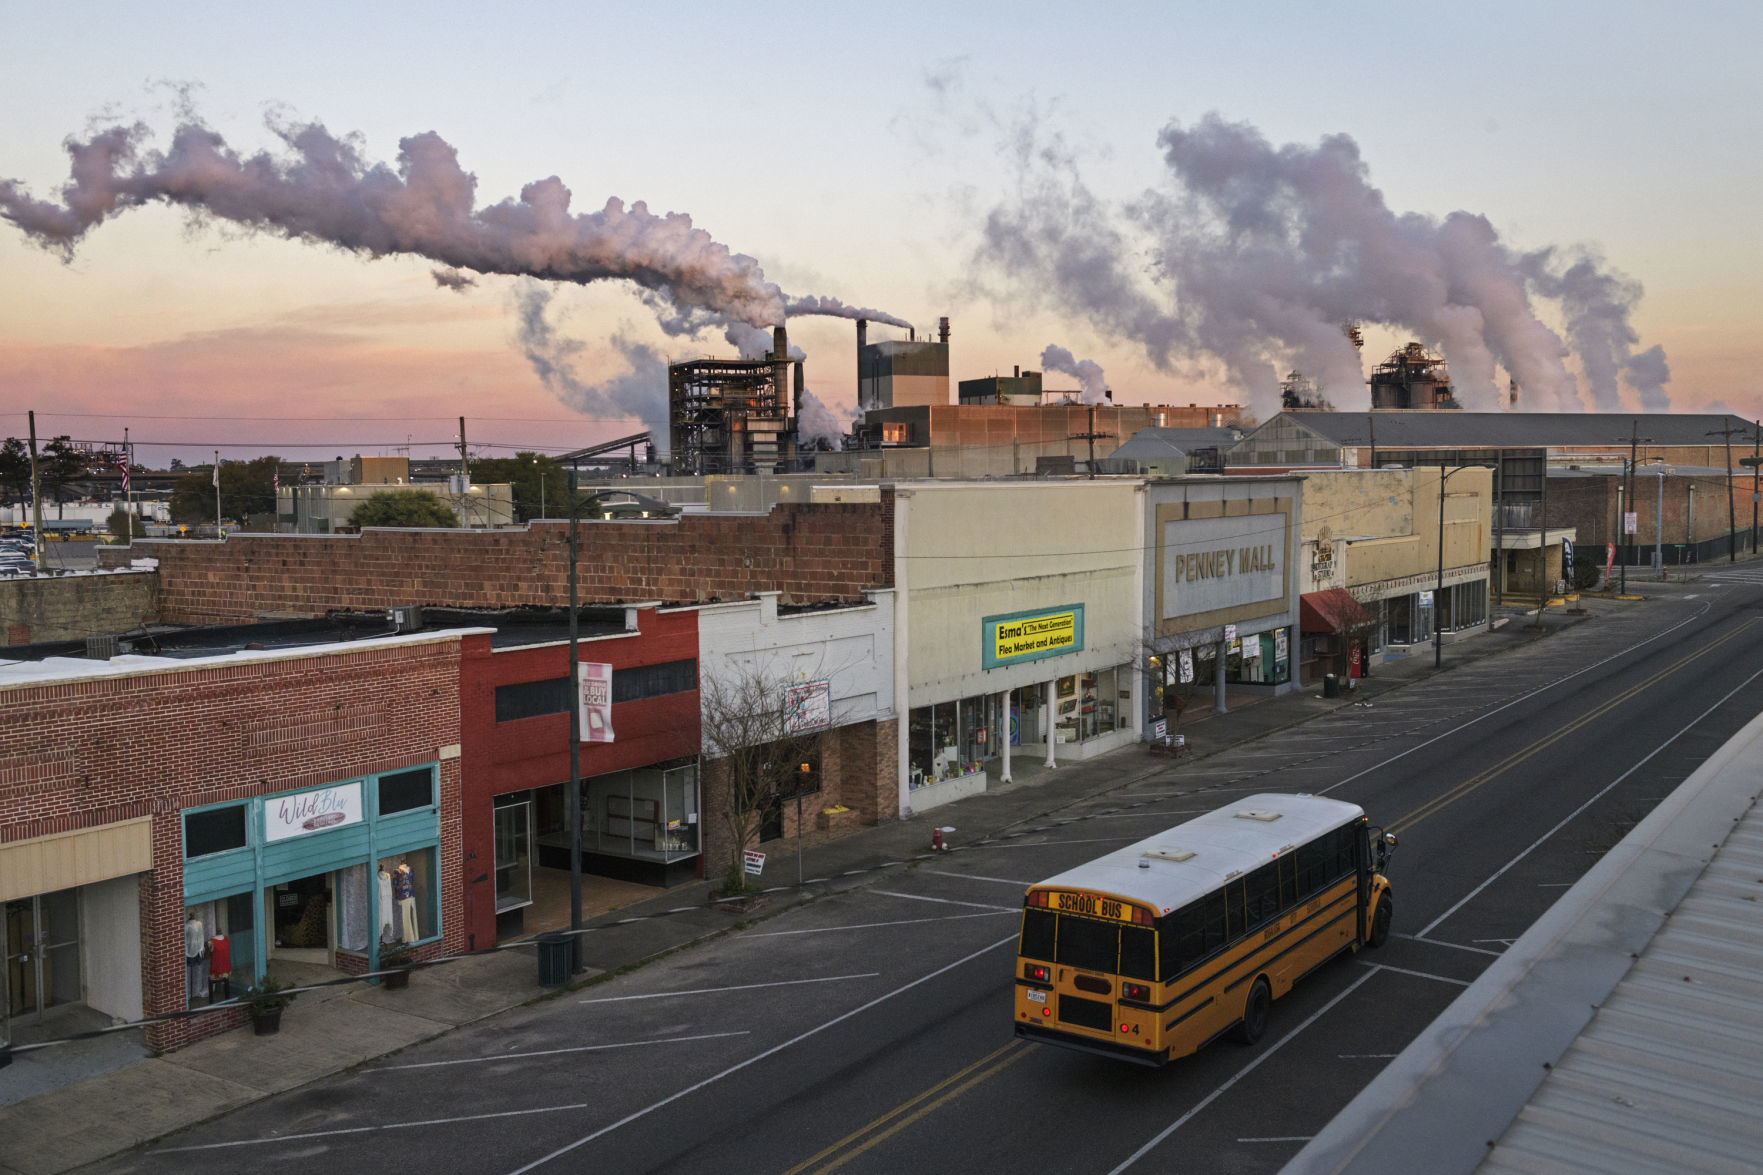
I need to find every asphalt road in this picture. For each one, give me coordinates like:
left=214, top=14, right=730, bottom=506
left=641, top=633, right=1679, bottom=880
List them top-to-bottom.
left=94, top=572, right=1763, bottom=1175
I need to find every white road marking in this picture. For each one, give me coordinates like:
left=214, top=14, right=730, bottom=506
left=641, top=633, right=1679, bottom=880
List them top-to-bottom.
left=1320, top=602, right=1714, bottom=796
left=1416, top=663, right=1763, bottom=937
left=1075, top=809, right=1210, bottom=821
left=984, top=836, right=1141, bottom=849
left=917, top=868, right=1032, bottom=886
left=870, top=889, right=1016, bottom=911
left=745, top=911, right=1014, bottom=937
left=508, top=934, right=1019, bottom=1174
left=1394, top=934, right=1502, bottom=957
left=1360, top=961, right=1471, bottom=986
left=1108, top=968, right=1380, bottom=1174
left=578, top=973, right=878, bottom=1004
left=365, top=1031, right=750, bottom=1072
left=1337, top=1053, right=1398, bottom=1060
left=162, top=1103, right=592, bottom=1152
left=1238, top=1136, right=1314, bottom=1143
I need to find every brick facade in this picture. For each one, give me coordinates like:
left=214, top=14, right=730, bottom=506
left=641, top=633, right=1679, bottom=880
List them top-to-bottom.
left=96, top=498, right=894, bottom=625
left=1, top=569, right=157, bottom=645
left=0, top=635, right=468, bottom=1051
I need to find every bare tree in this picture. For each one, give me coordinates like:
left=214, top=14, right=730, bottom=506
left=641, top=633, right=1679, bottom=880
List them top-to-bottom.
left=699, top=661, right=829, bottom=896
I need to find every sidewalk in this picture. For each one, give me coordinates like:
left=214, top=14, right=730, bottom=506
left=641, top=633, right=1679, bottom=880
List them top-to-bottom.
left=0, top=603, right=1589, bottom=1175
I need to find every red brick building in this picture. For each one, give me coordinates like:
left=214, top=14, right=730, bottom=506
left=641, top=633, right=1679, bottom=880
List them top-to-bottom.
left=0, top=631, right=474, bottom=1051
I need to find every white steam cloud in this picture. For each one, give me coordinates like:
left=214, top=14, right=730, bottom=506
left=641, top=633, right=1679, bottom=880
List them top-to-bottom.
left=974, top=111, right=1669, bottom=415
left=3, top=115, right=787, bottom=326
left=431, top=267, right=477, bottom=292
left=515, top=283, right=667, bottom=433
left=1040, top=344, right=1108, bottom=404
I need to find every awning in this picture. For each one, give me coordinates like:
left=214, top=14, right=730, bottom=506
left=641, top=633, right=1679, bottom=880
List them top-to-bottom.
left=1300, top=588, right=1373, bottom=635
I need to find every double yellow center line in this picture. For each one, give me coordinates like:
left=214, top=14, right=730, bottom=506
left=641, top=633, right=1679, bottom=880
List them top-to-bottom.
left=1390, top=617, right=1761, bottom=835
left=780, top=1040, right=1036, bottom=1175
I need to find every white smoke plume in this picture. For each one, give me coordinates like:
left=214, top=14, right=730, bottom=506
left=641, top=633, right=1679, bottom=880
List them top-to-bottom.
left=974, top=111, right=1669, bottom=414
left=2, top=115, right=788, bottom=327
left=431, top=267, right=477, bottom=292
left=515, top=283, right=667, bottom=432
left=784, top=295, right=913, bottom=331
left=1040, top=344, right=1108, bottom=404
left=796, top=388, right=848, bottom=447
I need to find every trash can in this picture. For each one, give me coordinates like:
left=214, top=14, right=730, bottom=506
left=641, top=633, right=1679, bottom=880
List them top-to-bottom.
left=1322, top=673, right=1340, bottom=699
left=537, top=931, right=572, bottom=987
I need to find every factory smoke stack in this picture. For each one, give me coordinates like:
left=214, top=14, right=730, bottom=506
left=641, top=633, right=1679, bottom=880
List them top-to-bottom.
left=856, top=318, right=867, bottom=353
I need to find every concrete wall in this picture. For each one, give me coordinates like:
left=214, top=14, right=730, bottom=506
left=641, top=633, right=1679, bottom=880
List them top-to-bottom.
left=1303, top=467, right=1491, bottom=593
left=97, top=499, right=894, bottom=624
left=1, top=570, right=158, bottom=645
left=79, top=873, right=142, bottom=1023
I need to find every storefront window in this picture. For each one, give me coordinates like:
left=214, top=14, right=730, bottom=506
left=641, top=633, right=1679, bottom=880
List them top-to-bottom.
left=580, top=763, right=701, bottom=860
left=378, top=766, right=435, bottom=816
left=494, top=797, right=533, bottom=912
left=183, top=805, right=248, bottom=858
left=376, top=850, right=436, bottom=945
left=181, top=892, right=255, bottom=1007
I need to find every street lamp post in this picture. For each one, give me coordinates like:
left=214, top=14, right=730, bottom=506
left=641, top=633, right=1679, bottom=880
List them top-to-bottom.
left=1618, top=422, right=1650, bottom=595
left=564, top=459, right=583, bottom=971
left=1434, top=463, right=1464, bottom=669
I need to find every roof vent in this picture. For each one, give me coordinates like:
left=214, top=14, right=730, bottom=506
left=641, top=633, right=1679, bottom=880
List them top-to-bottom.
left=85, top=635, right=119, bottom=661
left=1234, top=808, right=1282, bottom=822
left=1141, top=847, right=1195, bottom=864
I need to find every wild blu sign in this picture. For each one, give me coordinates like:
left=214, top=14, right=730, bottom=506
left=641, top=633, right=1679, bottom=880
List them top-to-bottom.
left=982, top=604, right=1085, bottom=669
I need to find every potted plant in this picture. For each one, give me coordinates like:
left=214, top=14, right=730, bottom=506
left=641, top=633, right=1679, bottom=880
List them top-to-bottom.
left=378, top=947, right=415, bottom=990
left=245, top=977, right=296, bottom=1035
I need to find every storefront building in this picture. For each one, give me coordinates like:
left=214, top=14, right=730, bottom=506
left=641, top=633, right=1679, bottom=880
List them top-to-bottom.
left=1299, top=468, right=1493, bottom=672
left=1142, top=476, right=1305, bottom=729
left=891, top=481, right=1144, bottom=812
left=458, top=604, right=704, bottom=947
left=0, top=629, right=473, bottom=1051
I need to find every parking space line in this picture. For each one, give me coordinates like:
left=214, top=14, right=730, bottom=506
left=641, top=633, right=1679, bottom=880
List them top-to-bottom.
left=917, top=869, right=1032, bottom=885
left=870, top=889, right=1016, bottom=911
left=746, top=912, right=1014, bottom=937
left=1395, top=934, right=1502, bottom=957
left=1360, top=961, right=1470, bottom=986
left=579, top=973, right=879, bottom=1004
left=365, top=1031, right=751, bottom=1072
left=162, top=1103, right=593, bottom=1152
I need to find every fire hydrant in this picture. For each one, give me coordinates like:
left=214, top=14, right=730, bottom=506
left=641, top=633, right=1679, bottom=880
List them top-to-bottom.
left=931, top=828, right=947, bottom=852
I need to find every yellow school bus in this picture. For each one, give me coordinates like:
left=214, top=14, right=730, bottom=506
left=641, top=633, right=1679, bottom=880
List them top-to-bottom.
left=1013, top=792, right=1395, bottom=1065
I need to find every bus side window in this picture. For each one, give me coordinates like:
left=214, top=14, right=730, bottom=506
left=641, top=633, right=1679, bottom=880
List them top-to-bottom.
left=1334, top=826, right=1357, bottom=879
left=1277, top=853, right=1299, bottom=911
left=1244, top=863, right=1279, bottom=926
left=1224, top=880, right=1246, bottom=940
left=1202, top=890, right=1227, bottom=954
left=1163, top=902, right=1202, bottom=980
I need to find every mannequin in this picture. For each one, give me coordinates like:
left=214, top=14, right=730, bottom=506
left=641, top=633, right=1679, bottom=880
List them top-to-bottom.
left=393, top=859, right=418, bottom=942
left=378, top=866, right=397, bottom=944
left=184, top=915, right=206, bottom=1003
left=208, top=932, right=232, bottom=1001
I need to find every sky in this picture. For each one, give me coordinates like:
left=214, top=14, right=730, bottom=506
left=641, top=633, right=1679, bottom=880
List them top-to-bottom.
left=2, top=1, right=1759, bottom=468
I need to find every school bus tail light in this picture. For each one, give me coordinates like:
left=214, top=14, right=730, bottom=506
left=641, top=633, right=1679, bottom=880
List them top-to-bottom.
left=1024, top=964, right=1050, bottom=983
left=1121, top=982, right=1150, bottom=1001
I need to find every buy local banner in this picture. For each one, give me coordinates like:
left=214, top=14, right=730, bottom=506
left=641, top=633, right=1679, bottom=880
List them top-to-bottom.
left=982, top=604, right=1085, bottom=669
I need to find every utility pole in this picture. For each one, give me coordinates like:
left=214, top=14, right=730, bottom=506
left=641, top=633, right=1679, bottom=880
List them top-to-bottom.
left=1067, top=406, right=1112, bottom=479
left=27, top=410, right=43, bottom=565
left=457, top=417, right=470, bottom=487
left=1753, top=421, right=1761, bottom=555
left=1619, top=422, right=1650, bottom=595
left=1707, top=423, right=1744, bottom=562
left=213, top=449, right=222, bottom=533
left=1492, top=450, right=1504, bottom=606
left=565, top=458, right=583, bottom=972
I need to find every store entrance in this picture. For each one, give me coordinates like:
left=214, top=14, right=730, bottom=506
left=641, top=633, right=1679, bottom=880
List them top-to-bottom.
left=267, top=872, right=333, bottom=963
left=4, top=889, right=82, bottom=1045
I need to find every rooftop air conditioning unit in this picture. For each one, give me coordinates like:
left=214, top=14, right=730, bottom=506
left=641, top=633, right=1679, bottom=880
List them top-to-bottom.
left=387, top=605, right=423, bottom=633
left=85, top=635, right=120, bottom=661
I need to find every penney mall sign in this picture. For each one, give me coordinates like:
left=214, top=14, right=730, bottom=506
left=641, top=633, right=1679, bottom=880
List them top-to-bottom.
left=1161, top=513, right=1287, bottom=621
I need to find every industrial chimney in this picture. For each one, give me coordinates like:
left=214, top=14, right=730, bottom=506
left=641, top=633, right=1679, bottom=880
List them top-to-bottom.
left=938, top=316, right=950, bottom=343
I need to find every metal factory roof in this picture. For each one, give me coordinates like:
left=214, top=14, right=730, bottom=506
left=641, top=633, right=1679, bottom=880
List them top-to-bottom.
left=1270, top=411, right=1758, bottom=449
left=1109, top=427, right=1243, bottom=458
left=1286, top=708, right=1763, bottom=1175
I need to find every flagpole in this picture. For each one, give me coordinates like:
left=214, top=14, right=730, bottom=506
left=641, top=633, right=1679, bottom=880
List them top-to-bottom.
left=124, top=428, right=134, bottom=539
left=213, top=449, right=221, bottom=534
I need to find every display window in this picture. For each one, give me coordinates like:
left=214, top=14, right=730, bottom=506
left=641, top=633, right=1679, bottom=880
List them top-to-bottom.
left=561, top=762, right=700, bottom=862
left=376, top=850, right=437, bottom=945
left=182, top=892, right=256, bottom=1007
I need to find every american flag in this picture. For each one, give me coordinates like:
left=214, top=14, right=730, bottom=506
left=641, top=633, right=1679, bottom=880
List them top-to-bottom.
left=119, top=455, right=129, bottom=494
left=273, top=470, right=279, bottom=493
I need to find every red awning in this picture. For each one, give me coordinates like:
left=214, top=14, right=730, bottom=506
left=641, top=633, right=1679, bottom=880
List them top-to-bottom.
left=1300, top=588, right=1373, bottom=635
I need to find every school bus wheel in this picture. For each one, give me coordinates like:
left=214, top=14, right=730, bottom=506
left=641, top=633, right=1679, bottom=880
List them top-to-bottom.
left=1368, top=894, right=1392, bottom=948
left=1233, top=976, right=1271, bottom=1045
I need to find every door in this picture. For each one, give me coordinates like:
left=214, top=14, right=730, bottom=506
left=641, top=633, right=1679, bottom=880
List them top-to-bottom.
left=4, top=890, right=83, bottom=1042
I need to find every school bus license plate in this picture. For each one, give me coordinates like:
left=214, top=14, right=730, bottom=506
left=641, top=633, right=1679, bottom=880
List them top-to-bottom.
left=1025, top=990, right=1047, bottom=1004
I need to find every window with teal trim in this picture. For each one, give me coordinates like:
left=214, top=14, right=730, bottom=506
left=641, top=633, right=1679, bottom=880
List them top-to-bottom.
left=378, top=766, right=435, bottom=816
left=183, top=805, right=247, bottom=858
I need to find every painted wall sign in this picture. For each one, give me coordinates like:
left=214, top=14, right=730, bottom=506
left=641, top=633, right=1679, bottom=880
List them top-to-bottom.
left=982, top=605, right=1086, bottom=669
left=579, top=662, right=615, bottom=743
left=783, top=679, right=832, bottom=734
left=264, top=781, right=363, bottom=844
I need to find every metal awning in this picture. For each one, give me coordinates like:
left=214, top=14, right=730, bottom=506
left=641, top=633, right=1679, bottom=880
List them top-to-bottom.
left=1300, top=588, right=1373, bottom=634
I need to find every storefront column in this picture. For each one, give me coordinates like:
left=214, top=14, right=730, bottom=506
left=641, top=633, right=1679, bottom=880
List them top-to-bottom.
left=1213, top=636, right=1228, bottom=714
left=1043, top=679, right=1057, bottom=768
left=998, top=690, right=1013, bottom=783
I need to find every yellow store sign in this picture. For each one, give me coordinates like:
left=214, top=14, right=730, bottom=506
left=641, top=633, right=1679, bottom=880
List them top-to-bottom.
left=983, top=605, right=1085, bottom=669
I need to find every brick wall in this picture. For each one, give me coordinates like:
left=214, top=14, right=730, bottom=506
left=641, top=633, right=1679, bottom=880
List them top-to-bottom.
left=97, top=497, right=894, bottom=625
left=1, top=569, right=158, bottom=645
left=0, top=636, right=467, bottom=1051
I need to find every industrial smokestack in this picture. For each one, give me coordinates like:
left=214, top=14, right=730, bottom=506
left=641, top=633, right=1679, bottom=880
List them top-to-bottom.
left=938, top=316, right=950, bottom=343
left=856, top=318, right=867, bottom=352
left=772, top=325, right=788, bottom=361
left=909, top=326, right=916, bottom=342
left=793, top=360, right=804, bottom=421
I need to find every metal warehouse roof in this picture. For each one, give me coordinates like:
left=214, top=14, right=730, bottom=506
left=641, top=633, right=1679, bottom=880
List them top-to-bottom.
left=1269, top=411, right=1757, bottom=449
left=1111, top=427, right=1244, bottom=459
left=1286, top=709, right=1763, bottom=1175
left=1030, top=793, right=1366, bottom=915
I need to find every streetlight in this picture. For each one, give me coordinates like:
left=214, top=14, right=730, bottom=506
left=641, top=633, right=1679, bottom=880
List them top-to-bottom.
left=1618, top=423, right=1651, bottom=595
left=1434, top=463, right=1467, bottom=669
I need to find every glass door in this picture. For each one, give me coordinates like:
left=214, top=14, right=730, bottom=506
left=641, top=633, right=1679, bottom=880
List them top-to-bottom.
left=494, top=800, right=534, bottom=912
left=5, top=890, right=83, bottom=1041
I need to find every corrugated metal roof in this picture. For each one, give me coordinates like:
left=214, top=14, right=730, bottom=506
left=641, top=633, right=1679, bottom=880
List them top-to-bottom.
left=1269, top=412, right=1756, bottom=449
left=1111, top=427, right=1241, bottom=459
left=1477, top=802, right=1763, bottom=1174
